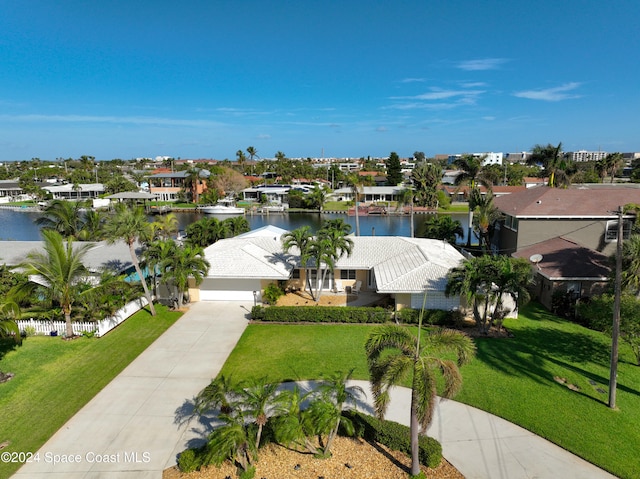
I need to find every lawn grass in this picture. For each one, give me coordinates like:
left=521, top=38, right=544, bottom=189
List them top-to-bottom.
left=220, top=303, right=640, bottom=479
left=0, top=304, right=181, bottom=478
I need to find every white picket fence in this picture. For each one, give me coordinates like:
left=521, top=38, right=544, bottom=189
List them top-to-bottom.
left=16, top=297, right=149, bottom=338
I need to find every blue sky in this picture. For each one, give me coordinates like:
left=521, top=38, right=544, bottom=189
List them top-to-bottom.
left=1, top=0, right=639, bottom=161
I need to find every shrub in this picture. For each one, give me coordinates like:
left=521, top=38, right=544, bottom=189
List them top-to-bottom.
left=262, top=283, right=284, bottom=305
left=250, top=305, right=266, bottom=320
left=258, top=306, right=390, bottom=323
left=396, top=308, right=457, bottom=327
left=341, top=411, right=442, bottom=468
left=177, top=448, right=203, bottom=473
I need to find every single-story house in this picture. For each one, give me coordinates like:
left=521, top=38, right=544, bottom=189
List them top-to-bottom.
left=42, top=183, right=105, bottom=200
left=196, top=226, right=465, bottom=310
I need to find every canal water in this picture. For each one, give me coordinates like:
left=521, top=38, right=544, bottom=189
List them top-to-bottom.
left=0, top=208, right=471, bottom=243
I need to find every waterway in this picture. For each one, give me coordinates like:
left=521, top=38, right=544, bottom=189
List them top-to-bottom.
left=0, top=208, right=471, bottom=243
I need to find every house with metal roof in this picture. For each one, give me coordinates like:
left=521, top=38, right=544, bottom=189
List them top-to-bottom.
left=41, top=183, right=105, bottom=200
left=195, top=227, right=464, bottom=310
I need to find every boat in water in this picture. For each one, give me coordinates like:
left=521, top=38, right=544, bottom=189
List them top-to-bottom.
left=200, top=204, right=245, bottom=214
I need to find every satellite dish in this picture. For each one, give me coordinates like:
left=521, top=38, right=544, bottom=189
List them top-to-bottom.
left=529, top=253, right=543, bottom=263
left=529, top=254, right=543, bottom=270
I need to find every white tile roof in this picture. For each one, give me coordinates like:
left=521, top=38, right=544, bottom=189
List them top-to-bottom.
left=204, top=233, right=464, bottom=293
left=204, top=236, right=293, bottom=279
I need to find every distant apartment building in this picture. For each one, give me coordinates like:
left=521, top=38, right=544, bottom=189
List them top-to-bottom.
left=568, top=150, right=608, bottom=162
left=447, top=152, right=503, bottom=166
left=505, top=152, right=531, bottom=164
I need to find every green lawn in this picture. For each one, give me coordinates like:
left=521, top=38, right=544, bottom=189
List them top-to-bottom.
left=220, top=303, right=640, bottom=479
left=0, top=305, right=181, bottom=478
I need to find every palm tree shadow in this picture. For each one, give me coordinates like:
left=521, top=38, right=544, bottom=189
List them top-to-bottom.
left=474, top=323, right=640, bottom=401
left=0, top=337, right=20, bottom=361
left=173, top=397, right=225, bottom=450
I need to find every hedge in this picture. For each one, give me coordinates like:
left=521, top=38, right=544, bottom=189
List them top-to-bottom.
left=251, top=305, right=389, bottom=323
left=341, top=410, right=442, bottom=468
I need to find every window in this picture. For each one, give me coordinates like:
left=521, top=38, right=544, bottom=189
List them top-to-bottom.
left=504, top=215, right=518, bottom=231
left=605, top=220, right=632, bottom=242
left=291, top=269, right=300, bottom=279
left=340, top=269, right=356, bottom=280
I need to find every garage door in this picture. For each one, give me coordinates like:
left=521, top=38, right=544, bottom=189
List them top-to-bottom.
left=199, top=278, right=263, bottom=301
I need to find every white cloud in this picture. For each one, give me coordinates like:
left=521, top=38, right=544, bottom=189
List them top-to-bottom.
left=457, top=58, right=508, bottom=71
left=400, top=78, right=427, bottom=83
left=513, top=82, right=582, bottom=101
left=388, top=87, right=485, bottom=110
left=256, top=134, right=271, bottom=139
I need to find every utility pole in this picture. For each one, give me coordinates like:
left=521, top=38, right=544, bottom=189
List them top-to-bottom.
left=609, top=205, right=623, bottom=409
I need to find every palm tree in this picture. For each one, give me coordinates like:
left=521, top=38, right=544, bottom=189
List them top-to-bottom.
left=527, top=142, right=570, bottom=188
left=246, top=146, right=258, bottom=162
left=605, top=152, right=624, bottom=183
left=453, top=156, right=488, bottom=247
left=411, top=162, right=441, bottom=208
left=346, top=173, right=363, bottom=236
left=308, top=184, right=327, bottom=213
left=396, top=187, right=415, bottom=237
left=470, top=189, right=503, bottom=252
left=36, top=199, right=85, bottom=238
left=103, top=204, right=156, bottom=316
left=77, top=209, right=105, bottom=241
left=152, top=212, right=179, bottom=240
left=417, top=215, right=463, bottom=244
left=224, top=216, right=250, bottom=237
left=312, top=223, right=354, bottom=302
left=282, top=226, right=313, bottom=297
left=18, top=229, right=93, bottom=337
left=620, top=234, right=640, bottom=298
left=160, top=241, right=210, bottom=309
left=445, top=255, right=492, bottom=332
left=491, top=257, right=533, bottom=326
left=0, top=300, right=21, bottom=342
left=366, top=324, right=475, bottom=476
left=306, top=370, right=363, bottom=456
left=194, top=374, right=237, bottom=415
left=237, top=378, right=281, bottom=448
left=271, top=385, right=319, bottom=454
left=205, top=409, right=258, bottom=476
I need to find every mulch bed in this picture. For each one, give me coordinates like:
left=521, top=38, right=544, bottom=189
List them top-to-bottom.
left=163, top=436, right=463, bottom=479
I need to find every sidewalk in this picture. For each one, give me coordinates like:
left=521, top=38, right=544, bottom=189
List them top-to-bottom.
left=13, top=301, right=251, bottom=479
left=13, top=302, right=618, bottom=479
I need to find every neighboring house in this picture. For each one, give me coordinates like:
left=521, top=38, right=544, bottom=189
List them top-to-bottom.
left=148, top=169, right=210, bottom=202
left=0, top=180, right=26, bottom=202
left=42, top=183, right=105, bottom=200
left=492, top=184, right=640, bottom=307
left=241, top=185, right=291, bottom=204
left=439, top=185, right=526, bottom=202
left=493, top=185, right=640, bottom=258
left=330, top=186, right=405, bottom=203
left=196, top=226, right=465, bottom=310
left=512, top=237, right=611, bottom=310
left=1, top=239, right=138, bottom=280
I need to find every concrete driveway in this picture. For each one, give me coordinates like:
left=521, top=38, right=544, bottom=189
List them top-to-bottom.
left=13, top=301, right=251, bottom=479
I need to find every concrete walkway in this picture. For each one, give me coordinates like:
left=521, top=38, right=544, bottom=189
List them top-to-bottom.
left=14, top=302, right=617, bottom=479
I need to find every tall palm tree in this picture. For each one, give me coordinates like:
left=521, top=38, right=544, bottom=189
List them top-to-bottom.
left=246, top=146, right=258, bottom=162
left=605, top=152, right=624, bottom=183
left=453, top=156, right=488, bottom=247
left=411, top=162, right=441, bottom=208
left=346, top=173, right=363, bottom=236
left=396, top=187, right=415, bottom=237
left=470, top=189, right=503, bottom=252
left=103, top=204, right=156, bottom=315
left=77, top=209, right=105, bottom=241
left=312, top=222, right=354, bottom=302
left=282, top=226, right=313, bottom=297
left=18, top=229, right=93, bottom=337
left=160, top=241, right=210, bottom=309
left=491, top=257, right=533, bottom=324
left=366, top=324, right=475, bottom=476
